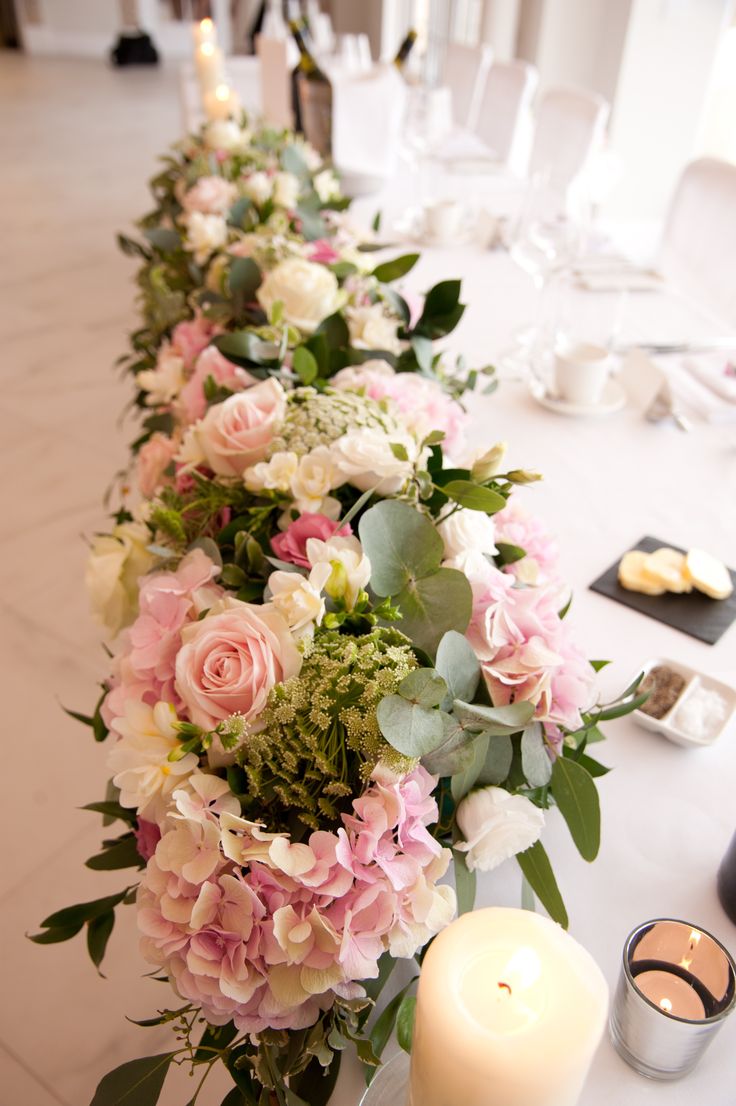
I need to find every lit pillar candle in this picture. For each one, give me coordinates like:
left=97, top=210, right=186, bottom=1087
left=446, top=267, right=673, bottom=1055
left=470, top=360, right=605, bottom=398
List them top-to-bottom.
left=192, top=17, right=217, bottom=47
left=195, top=41, right=225, bottom=94
left=203, top=82, right=241, bottom=121
left=409, top=908, right=608, bottom=1106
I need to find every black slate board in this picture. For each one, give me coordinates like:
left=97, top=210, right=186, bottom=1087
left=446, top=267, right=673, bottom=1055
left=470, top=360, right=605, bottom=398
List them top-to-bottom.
left=590, top=536, right=736, bottom=645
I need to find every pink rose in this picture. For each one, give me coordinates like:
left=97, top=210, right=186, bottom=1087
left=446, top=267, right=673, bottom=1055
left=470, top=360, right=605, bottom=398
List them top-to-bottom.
left=181, top=175, right=238, bottom=216
left=307, top=239, right=341, bottom=265
left=171, top=316, right=219, bottom=370
left=178, top=346, right=256, bottom=424
left=194, top=378, right=286, bottom=478
left=136, top=433, right=178, bottom=498
left=271, top=513, right=352, bottom=569
left=175, top=596, right=302, bottom=732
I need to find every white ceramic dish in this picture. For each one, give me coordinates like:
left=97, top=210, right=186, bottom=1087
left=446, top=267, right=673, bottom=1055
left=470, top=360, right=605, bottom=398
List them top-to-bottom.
left=337, top=169, right=387, bottom=197
left=530, top=378, right=626, bottom=418
left=632, top=656, right=736, bottom=747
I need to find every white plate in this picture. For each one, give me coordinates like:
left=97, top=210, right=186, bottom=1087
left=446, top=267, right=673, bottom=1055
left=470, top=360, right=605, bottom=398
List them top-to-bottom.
left=530, top=378, right=627, bottom=417
left=631, top=657, right=736, bottom=747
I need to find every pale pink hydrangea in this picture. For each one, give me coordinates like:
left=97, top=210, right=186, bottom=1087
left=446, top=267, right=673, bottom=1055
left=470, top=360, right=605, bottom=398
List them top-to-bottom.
left=171, top=315, right=220, bottom=370
left=332, top=362, right=468, bottom=459
left=136, top=433, right=178, bottom=498
left=494, top=499, right=561, bottom=588
left=467, top=564, right=595, bottom=731
left=137, top=766, right=455, bottom=1033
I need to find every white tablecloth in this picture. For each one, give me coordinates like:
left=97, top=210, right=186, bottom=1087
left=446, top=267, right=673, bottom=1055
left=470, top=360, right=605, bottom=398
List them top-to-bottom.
left=328, top=164, right=736, bottom=1105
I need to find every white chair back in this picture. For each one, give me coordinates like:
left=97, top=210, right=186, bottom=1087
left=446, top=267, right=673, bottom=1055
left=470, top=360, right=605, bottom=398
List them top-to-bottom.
left=256, top=37, right=292, bottom=129
left=443, top=42, right=493, bottom=130
left=475, top=59, right=538, bottom=165
left=529, top=86, right=609, bottom=191
left=660, top=157, right=736, bottom=325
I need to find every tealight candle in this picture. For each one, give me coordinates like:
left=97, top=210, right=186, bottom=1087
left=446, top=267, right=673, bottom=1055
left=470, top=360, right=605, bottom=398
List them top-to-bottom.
left=195, top=41, right=225, bottom=95
left=203, top=82, right=240, bottom=121
left=408, top=908, right=608, bottom=1106
left=610, top=919, right=736, bottom=1079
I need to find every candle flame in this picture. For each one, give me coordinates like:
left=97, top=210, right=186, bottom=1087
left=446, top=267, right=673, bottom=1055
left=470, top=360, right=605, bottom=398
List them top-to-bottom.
left=200, top=18, right=213, bottom=32
left=201, top=41, right=215, bottom=57
left=215, top=84, right=230, bottom=102
left=689, top=930, right=702, bottom=946
left=501, top=947, right=542, bottom=991
left=680, top=957, right=692, bottom=971
left=660, top=998, right=673, bottom=1013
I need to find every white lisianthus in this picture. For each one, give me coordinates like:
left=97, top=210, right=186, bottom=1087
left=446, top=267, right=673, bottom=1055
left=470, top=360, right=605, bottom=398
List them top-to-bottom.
left=204, top=119, right=251, bottom=153
left=313, top=169, right=340, bottom=203
left=243, top=171, right=273, bottom=206
left=272, top=171, right=300, bottom=209
left=185, top=211, right=228, bottom=263
left=257, top=258, right=343, bottom=333
left=347, top=304, right=402, bottom=354
left=137, top=346, right=186, bottom=406
left=331, top=427, right=422, bottom=495
left=290, top=446, right=341, bottom=515
left=244, top=451, right=299, bottom=494
left=438, top=509, right=498, bottom=565
left=85, top=520, right=158, bottom=637
left=306, top=535, right=371, bottom=608
left=267, top=563, right=331, bottom=636
left=108, top=701, right=199, bottom=824
left=455, top=786, right=545, bottom=872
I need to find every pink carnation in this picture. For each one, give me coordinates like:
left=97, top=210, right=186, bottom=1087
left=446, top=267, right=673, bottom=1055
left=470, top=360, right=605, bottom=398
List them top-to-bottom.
left=307, top=239, right=341, bottom=265
left=171, top=316, right=220, bottom=370
left=178, top=346, right=256, bottom=424
left=136, top=433, right=178, bottom=498
left=271, top=513, right=352, bottom=569
left=467, top=565, right=595, bottom=731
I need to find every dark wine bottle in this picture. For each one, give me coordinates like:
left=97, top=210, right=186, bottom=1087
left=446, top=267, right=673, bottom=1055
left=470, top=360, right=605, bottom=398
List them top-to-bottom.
left=289, top=17, right=332, bottom=156
left=393, top=27, right=417, bottom=70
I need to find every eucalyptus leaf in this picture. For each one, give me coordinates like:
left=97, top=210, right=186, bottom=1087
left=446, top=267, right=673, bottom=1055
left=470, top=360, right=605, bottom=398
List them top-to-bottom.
left=281, top=144, right=310, bottom=178
left=358, top=501, right=443, bottom=596
left=394, top=568, right=472, bottom=656
left=435, top=630, right=480, bottom=706
left=398, top=668, right=447, bottom=708
left=376, top=695, right=445, bottom=757
left=453, top=698, right=535, bottom=734
left=421, top=713, right=479, bottom=776
left=521, top=723, right=553, bottom=788
left=451, top=733, right=490, bottom=802
left=476, top=733, right=513, bottom=785
left=550, top=756, right=600, bottom=861
left=516, top=841, right=568, bottom=928
left=453, top=848, right=477, bottom=914
left=396, top=995, right=416, bottom=1053
left=90, top=1053, right=173, bottom=1106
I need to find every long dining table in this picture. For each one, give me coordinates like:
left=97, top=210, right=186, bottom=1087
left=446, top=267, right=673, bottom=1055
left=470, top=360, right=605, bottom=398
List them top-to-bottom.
left=324, top=160, right=736, bottom=1105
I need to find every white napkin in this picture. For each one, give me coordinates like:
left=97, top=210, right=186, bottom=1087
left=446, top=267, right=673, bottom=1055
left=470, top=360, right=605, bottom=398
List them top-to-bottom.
left=331, top=65, right=407, bottom=176
left=683, top=353, right=736, bottom=404
left=663, top=359, right=736, bottom=425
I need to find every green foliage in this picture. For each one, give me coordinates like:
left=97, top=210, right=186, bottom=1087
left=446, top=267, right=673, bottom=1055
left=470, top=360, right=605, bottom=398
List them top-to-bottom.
left=372, top=253, right=419, bottom=283
left=550, top=756, right=601, bottom=861
left=517, top=841, right=568, bottom=928
left=453, top=847, right=477, bottom=914
left=396, top=996, right=416, bottom=1053
left=90, top=1052, right=173, bottom=1106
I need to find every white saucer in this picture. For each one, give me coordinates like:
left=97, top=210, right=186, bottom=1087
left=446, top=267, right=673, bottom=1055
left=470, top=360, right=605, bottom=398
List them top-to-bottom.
left=530, top=378, right=627, bottom=417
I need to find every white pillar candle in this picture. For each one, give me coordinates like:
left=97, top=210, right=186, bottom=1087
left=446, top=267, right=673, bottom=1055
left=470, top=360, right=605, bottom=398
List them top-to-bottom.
left=192, top=17, right=217, bottom=47
left=195, top=41, right=225, bottom=95
left=203, top=82, right=241, bottom=121
left=409, top=908, right=608, bottom=1106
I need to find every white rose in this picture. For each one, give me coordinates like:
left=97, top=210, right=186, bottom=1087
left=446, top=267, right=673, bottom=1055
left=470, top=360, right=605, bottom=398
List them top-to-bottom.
left=204, top=119, right=251, bottom=153
left=313, top=169, right=340, bottom=203
left=243, top=171, right=273, bottom=206
left=272, top=171, right=300, bottom=209
left=185, top=211, right=228, bottom=263
left=257, top=257, right=343, bottom=333
left=347, top=304, right=402, bottom=354
left=137, top=345, right=186, bottom=406
left=331, top=427, right=422, bottom=495
left=290, top=446, right=341, bottom=514
left=244, top=450, right=299, bottom=493
left=438, top=509, right=498, bottom=562
left=85, top=520, right=158, bottom=637
left=306, top=535, right=371, bottom=608
left=267, top=563, right=331, bottom=636
left=455, top=786, right=545, bottom=872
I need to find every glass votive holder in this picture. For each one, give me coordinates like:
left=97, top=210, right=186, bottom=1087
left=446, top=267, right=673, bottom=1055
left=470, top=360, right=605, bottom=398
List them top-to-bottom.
left=610, top=918, right=736, bottom=1080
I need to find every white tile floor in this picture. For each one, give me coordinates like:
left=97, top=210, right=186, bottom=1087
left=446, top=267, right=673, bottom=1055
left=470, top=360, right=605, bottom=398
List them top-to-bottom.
left=0, top=52, right=238, bottom=1106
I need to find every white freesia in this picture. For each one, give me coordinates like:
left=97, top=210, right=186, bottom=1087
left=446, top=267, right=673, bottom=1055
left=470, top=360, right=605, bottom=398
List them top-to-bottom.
left=204, top=119, right=251, bottom=153
left=313, top=169, right=340, bottom=203
left=242, top=171, right=272, bottom=206
left=272, top=171, right=300, bottom=209
left=185, top=211, right=228, bottom=263
left=257, top=258, right=343, bottom=332
left=347, top=304, right=402, bottom=354
left=137, top=346, right=186, bottom=406
left=331, top=427, right=422, bottom=494
left=290, top=446, right=341, bottom=515
left=244, top=451, right=299, bottom=493
left=438, top=509, right=498, bottom=566
left=85, top=520, right=158, bottom=637
left=306, top=535, right=371, bottom=608
left=267, top=563, right=331, bottom=636
left=108, top=701, right=199, bottom=823
left=455, top=786, right=545, bottom=872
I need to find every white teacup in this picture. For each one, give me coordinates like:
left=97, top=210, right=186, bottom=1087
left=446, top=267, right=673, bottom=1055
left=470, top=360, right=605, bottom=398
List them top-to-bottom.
left=424, top=200, right=464, bottom=244
left=554, top=341, right=613, bottom=406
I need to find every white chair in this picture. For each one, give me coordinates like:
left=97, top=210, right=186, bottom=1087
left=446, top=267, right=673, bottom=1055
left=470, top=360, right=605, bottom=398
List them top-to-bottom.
left=443, top=42, right=493, bottom=130
left=475, top=59, right=538, bottom=167
left=528, top=86, right=609, bottom=192
left=660, top=157, right=736, bottom=325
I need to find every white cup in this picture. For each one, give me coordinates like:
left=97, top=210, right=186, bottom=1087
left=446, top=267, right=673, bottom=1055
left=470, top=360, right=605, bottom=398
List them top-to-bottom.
left=424, top=199, right=463, bottom=244
left=554, top=340, right=613, bottom=405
